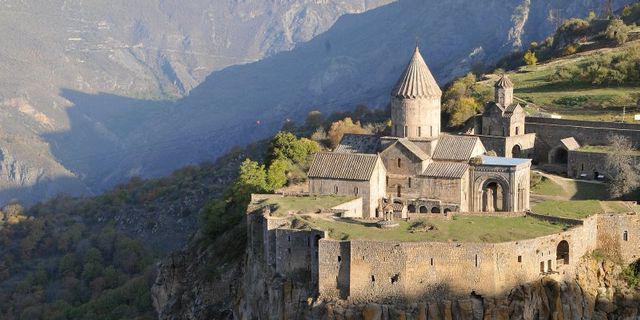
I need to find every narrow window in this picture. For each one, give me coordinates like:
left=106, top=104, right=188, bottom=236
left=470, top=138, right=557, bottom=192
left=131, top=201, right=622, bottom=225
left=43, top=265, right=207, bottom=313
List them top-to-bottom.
left=404, top=126, right=408, bottom=137
left=418, top=126, right=422, bottom=137
left=430, top=126, right=433, bottom=137
left=516, top=127, right=520, bottom=135
left=397, top=158, right=402, bottom=168
left=581, top=163, right=584, bottom=171
left=386, top=176, right=389, bottom=185
left=408, top=177, right=412, bottom=188
left=334, top=185, right=338, bottom=194
left=354, top=187, right=359, bottom=196
left=624, top=231, right=628, bottom=241
left=288, top=235, right=291, bottom=242
left=475, top=254, right=478, bottom=267
left=518, top=255, right=522, bottom=263
left=337, top=256, right=341, bottom=262
left=430, top=258, right=434, bottom=266
left=548, top=260, right=552, bottom=271
left=540, top=261, right=545, bottom=273
left=371, top=275, right=375, bottom=283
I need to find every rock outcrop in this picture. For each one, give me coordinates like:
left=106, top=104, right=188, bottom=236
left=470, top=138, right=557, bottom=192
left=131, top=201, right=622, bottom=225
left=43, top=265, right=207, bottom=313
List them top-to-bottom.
left=154, top=244, right=640, bottom=319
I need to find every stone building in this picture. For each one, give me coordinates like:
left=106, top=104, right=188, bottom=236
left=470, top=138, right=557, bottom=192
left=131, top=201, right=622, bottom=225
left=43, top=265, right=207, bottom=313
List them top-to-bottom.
left=308, top=47, right=531, bottom=217
left=466, top=74, right=536, bottom=158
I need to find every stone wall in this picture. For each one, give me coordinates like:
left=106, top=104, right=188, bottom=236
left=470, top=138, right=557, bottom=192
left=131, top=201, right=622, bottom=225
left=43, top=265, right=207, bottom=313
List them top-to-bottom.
left=526, top=117, right=640, bottom=163
left=568, top=150, right=640, bottom=179
left=310, top=178, right=376, bottom=218
left=597, top=213, right=640, bottom=264
left=317, top=216, right=601, bottom=302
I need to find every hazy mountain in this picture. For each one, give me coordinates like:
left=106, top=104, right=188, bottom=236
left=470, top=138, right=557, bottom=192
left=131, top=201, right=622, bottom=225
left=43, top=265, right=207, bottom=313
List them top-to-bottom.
left=0, top=0, right=392, bottom=203
left=95, top=0, right=629, bottom=183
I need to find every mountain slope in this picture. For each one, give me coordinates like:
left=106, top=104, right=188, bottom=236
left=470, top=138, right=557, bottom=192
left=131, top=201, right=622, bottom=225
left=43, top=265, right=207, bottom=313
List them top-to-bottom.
left=0, top=0, right=393, bottom=204
left=100, top=0, right=631, bottom=182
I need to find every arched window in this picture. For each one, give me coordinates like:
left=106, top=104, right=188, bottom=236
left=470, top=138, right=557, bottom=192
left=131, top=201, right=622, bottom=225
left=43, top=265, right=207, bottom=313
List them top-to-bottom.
left=515, top=127, right=520, bottom=135
left=334, top=185, right=339, bottom=194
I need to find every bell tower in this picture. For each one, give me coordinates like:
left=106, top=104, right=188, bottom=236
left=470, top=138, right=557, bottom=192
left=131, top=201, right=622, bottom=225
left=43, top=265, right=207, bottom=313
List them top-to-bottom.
left=390, top=47, right=442, bottom=139
left=494, top=74, right=514, bottom=106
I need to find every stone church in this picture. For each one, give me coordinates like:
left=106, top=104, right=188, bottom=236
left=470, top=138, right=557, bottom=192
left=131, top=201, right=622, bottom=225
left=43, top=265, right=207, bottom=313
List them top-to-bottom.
left=308, top=47, right=531, bottom=218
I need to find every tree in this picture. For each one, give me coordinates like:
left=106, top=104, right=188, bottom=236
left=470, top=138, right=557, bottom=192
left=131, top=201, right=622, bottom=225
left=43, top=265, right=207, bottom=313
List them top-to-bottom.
left=605, top=18, right=630, bottom=45
left=523, top=50, right=538, bottom=66
left=442, top=73, right=488, bottom=127
left=327, top=117, right=369, bottom=148
left=267, top=132, right=320, bottom=166
left=605, top=135, right=640, bottom=198
left=235, top=159, right=268, bottom=196
left=266, top=159, right=290, bottom=190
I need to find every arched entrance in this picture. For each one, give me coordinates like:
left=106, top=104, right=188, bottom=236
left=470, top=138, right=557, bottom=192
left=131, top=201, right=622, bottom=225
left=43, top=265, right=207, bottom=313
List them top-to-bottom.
left=512, top=144, right=522, bottom=158
left=549, top=147, right=568, bottom=164
left=481, top=180, right=506, bottom=212
left=408, top=204, right=416, bottom=213
left=419, top=206, right=428, bottom=213
left=431, top=207, right=440, bottom=213
left=556, top=240, right=569, bottom=265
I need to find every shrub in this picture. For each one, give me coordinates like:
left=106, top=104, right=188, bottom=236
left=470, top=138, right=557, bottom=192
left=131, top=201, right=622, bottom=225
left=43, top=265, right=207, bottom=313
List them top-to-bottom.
left=605, top=19, right=630, bottom=45
left=523, top=50, right=538, bottom=66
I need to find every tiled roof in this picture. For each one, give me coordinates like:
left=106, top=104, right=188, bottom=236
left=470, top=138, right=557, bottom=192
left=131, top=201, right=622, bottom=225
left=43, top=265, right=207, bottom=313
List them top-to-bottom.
left=391, top=47, right=442, bottom=99
left=495, top=74, right=514, bottom=88
left=503, top=103, right=522, bottom=114
left=335, top=134, right=380, bottom=154
left=432, top=135, right=481, bottom=161
left=560, top=137, right=580, bottom=151
left=397, top=139, right=430, bottom=160
left=308, top=152, right=379, bottom=181
left=422, top=162, right=469, bottom=178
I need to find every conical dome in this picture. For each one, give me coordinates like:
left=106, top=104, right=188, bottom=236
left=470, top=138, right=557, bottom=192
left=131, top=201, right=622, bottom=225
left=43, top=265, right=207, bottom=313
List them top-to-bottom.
left=391, top=47, right=442, bottom=99
left=495, top=74, right=514, bottom=88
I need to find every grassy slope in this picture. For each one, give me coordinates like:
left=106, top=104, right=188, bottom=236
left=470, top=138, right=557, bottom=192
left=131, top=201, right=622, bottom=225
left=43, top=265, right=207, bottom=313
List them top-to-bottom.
left=480, top=41, right=640, bottom=122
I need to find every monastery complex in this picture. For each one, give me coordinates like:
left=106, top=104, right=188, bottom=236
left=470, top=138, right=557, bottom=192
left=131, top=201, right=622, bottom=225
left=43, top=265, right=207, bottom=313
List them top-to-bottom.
left=245, top=47, right=640, bottom=302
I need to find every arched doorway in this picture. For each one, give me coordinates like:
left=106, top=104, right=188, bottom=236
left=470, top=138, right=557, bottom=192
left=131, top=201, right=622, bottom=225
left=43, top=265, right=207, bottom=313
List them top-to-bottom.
left=512, top=145, right=522, bottom=158
left=549, top=147, right=568, bottom=164
left=482, top=181, right=506, bottom=212
left=408, top=204, right=416, bottom=213
left=419, top=206, right=428, bottom=213
left=431, top=207, right=440, bottom=213
left=556, top=240, right=569, bottom=265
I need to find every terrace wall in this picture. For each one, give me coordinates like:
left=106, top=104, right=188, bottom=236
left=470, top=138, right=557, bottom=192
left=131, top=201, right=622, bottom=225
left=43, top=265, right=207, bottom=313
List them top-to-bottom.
left=597, top=213, right=640, bottom=264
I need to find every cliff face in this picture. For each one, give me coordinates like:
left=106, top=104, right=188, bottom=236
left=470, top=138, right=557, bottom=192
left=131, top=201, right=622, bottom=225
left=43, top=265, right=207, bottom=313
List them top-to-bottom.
left=153, top=242, right=640, bottom=319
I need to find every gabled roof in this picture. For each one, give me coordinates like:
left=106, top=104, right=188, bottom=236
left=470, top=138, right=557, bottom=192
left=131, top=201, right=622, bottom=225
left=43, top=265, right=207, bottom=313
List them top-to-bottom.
left=391, top=46, right=442, bottom=99
left=495, top=74, right=514, bottom=88
left=503, top=103, right=522, bottom=115
left=335, top=134, right=380, bottom=154
left=432, top=135, right=483, bottom=161
left=560, top=137, right=580, bottom=151
left=396, top=139, right=430, bottom=161
left=308, top=152, right=380, bottom=181
left=422, top=162, right=469, bottom=178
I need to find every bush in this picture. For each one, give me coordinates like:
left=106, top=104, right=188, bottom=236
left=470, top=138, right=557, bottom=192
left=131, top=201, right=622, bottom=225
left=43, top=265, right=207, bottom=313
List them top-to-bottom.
left=605, top=19, right=630, bottom=45
left=523, top=51, right=538, bottom=66
left=553, top=96, right=589, bottom=107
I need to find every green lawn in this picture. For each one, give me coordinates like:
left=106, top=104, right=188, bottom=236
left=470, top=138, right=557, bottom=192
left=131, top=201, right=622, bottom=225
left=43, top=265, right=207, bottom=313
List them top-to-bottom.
left=480, top=41, right=640, bottom=122
left=578, top=145, right=640, bottom=155
left=530, top=173, right=565, bottom=196
left=257, top=195, right=356, bottom=216
left=530, top=200, right=636, bottom=219
left=300, top=215, right=566, bottom=243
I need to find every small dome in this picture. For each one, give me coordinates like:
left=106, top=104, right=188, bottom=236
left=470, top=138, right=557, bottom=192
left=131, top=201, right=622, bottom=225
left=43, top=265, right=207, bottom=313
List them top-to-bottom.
left=391, top=46, right=442, bottom=99
left=495, top=74, right=514, bottom=88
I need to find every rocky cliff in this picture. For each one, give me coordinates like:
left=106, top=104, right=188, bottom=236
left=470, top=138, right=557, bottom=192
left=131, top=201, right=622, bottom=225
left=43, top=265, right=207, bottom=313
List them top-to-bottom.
left=153, top=235, right=640, bottom=319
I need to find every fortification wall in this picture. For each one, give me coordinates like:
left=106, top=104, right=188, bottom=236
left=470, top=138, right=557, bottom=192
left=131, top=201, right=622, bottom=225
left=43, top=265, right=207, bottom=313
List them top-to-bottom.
left=526, top=117, right=640, bottom=163
left=568, top=150, right=640, bottom=179
left=597, top=213, right=640, bottom=264
left=317, top=217, right=599, bottom=302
